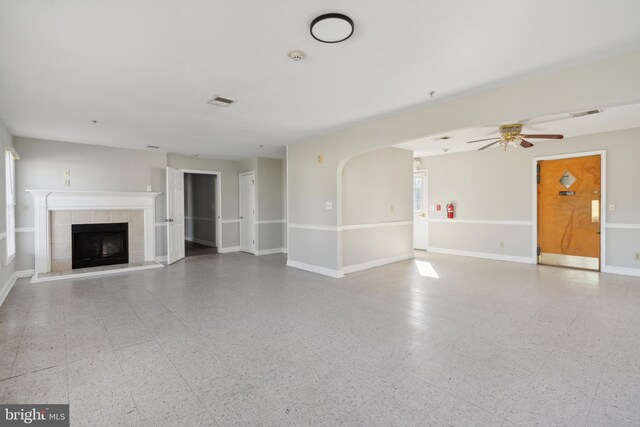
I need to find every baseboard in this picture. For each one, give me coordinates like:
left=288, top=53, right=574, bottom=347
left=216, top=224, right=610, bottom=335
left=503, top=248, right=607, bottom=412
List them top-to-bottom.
left=185, top=237, right=216, bottom=247
left=218, top=246, right=240, bottom=254
left=282, top=247, right=288, bottom=254
left=427, top=247, right=535, bottom=264
left=256, top=248, right=286, bottom=256
left=342, top=253, right=415, bottom=274
left=155, top=256, right=168, bottom=263
left=286, top=260, right=345, bottom=278
left=31, top=263, right=164, bottom=283
left=603, top=265, right=640, bottom=277
left=16, top=270, right=35, bottom=279
left=0, top=273, right=18, bottom=307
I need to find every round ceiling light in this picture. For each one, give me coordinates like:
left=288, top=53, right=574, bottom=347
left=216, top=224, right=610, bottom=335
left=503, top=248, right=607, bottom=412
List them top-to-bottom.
left=310, top=13, right=354, bottom=43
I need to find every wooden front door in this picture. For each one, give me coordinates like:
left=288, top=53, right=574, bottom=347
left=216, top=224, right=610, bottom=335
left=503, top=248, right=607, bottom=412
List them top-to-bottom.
left=537, top=155, right=601, bottom=270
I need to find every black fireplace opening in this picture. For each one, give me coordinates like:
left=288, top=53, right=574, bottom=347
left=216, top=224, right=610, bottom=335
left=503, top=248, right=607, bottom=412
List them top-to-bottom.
left=72, top=223, right=129, bottom=269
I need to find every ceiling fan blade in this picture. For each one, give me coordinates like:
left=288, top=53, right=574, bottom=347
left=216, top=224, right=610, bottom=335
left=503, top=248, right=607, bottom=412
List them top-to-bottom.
left=520, top=134, right=564, bottom=139
left=466, top=137, right=499, bottom=144
left=519, top=139, right=534, bottom=148
left=478, top=140, right=501, bottom=151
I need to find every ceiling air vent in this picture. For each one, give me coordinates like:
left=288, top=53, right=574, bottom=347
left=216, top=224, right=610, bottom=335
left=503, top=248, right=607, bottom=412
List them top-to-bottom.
left=208, top=95, right=237, bottom=107
left=570, top=109, right=601, bottom=118
left=433, top=136, right=451, bottom=141
left=146, top=145, right=160, bottom=149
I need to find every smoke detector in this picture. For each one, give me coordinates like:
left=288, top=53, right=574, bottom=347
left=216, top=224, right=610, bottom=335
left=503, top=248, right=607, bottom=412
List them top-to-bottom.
left=288, top=50, right=305, bottom=61
left=208, top=95, right=237, bottom=107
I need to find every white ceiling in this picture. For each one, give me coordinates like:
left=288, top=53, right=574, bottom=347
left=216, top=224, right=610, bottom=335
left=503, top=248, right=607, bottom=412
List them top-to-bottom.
left=1, top=1, right=639, bottom=160
left=397, top=103, right=640, bottom=157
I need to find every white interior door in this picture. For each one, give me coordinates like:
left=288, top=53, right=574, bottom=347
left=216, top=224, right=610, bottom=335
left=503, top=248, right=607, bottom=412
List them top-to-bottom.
left=166, top=167, right=185, bottom=264
left=413, top=171, right=428, bottom=250
left=239, top=172, right=256, bottom=254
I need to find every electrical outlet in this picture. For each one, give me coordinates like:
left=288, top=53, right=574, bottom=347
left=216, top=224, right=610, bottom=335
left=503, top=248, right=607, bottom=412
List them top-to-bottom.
left=64, top=178, right=71, bottom=187
left=609, top=204, right=616, bottom=211
left=390, top=205, right=394, bottom=212
left=499, top=241, right=505, bottom=248
left=636, top=252, right=640, bottom=261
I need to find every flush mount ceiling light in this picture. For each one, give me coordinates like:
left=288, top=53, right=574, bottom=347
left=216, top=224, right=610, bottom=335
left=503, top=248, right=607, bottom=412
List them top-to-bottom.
left=310, top=13, right=354, bottom=43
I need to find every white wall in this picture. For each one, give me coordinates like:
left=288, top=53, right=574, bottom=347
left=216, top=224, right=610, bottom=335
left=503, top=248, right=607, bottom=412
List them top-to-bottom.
left=286, top=50, right=640, bottom=277
left=0, top=119, right=17, bottom=306
left=418, top=127, right=640, bottom=272
left=13, top=137, right=167, bottom=271
left=341, top=147, right=413, bottom=271
left=257, top=157, right=284, bottom=252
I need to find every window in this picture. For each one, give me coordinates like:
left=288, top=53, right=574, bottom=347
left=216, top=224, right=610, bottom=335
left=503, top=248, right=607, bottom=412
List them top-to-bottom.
left=5, top=147, right=18, bottom=264
left=414, top=175, right=423, bottom=212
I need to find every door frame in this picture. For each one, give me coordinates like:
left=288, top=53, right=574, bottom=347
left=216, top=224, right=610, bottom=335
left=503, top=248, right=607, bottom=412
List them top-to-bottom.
left=531, top=150, right=606, bottom=269
left=179, top=169, right=222, bottom=249
left=414, top=169, right=429, bottom=250
left=239, top=171, right=256, bottom=254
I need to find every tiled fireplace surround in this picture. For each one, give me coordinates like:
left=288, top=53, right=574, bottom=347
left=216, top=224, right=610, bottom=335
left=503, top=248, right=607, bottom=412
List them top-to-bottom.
left=27, top=190, right=161, bottom=277
left=50, top=209, right=145, bottom=272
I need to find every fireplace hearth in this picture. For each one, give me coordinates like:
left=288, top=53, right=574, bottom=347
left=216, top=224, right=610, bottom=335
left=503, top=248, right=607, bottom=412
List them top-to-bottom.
left=72, top=222, right=129, bottom=269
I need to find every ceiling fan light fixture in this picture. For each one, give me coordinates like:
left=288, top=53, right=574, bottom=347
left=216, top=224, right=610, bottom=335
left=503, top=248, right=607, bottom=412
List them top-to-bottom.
left=310, top=13, right=354, bottom=43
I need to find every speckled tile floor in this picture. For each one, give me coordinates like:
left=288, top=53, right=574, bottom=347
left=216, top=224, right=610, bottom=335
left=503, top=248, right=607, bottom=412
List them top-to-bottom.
left=1, top=251, right=639, bottom=426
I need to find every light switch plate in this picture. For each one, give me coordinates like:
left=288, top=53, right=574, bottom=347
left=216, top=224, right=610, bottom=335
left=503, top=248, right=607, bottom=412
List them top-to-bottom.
left=325, top=202, right=332, bottom=210
left=609, top=204, right=615, bottom=211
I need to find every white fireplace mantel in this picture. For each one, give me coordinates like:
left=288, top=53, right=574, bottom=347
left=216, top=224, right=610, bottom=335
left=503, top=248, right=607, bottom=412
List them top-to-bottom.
left=26, top=190, right=161, bottom=274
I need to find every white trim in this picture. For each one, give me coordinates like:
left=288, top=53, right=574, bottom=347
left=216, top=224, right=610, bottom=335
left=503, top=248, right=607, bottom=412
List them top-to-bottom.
left=532, top=150, right=606, bottom=270
left=185, top=216, right=216, bottom=222
left=221, top=219, right=240, bottom=224
left=256, top=219, right=286, bottom=224
left=428, top=219, right=533, bottom=226
left=342, top=220, right=412, bottom=231
left=288, top=221, right=413, bottom=232
left=155, top=222, right=167, bottom=227
left=288, top=223, right=337, bottom=231
left=606, top=223, right=640, bottom=229
left=16, top=227, right=35, bottom=232
left=0, top=232, right=5, bottom=240
left=185, top=236, right=216, bottom=247
left=218, top=246, right=240, bottom=253
left=427, top=246, right=535, bottom=264
left=282, top=247, right=288, bottom=254
left=255, top=248, right=285, bottom=256
left=343, top=253, right=415, bottom=274
left=155, top=255, right=167, bottom=263
left=286, top=259, right=345, bottom=278
left=30, top=263, right=164, bottom=283
left=602, top=265, right=640, bottom=277
left=16, top=269, right=35, bottom=278
left=0, top=272, right=17, bottom=307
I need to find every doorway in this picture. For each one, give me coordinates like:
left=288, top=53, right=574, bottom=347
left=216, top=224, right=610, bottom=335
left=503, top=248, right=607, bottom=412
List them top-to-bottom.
left=535, top=153, right=604, bottom=270
left=166, top=168, right=222, bottom=265
left=413, top=170, right=428, bottom=250
left=184, top=172, right=218, bottom=257
left=239, top=172, right=256, bottom=254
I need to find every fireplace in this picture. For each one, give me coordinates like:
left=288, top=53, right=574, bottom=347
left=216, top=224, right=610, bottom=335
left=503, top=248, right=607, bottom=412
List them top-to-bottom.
left=72, top=222, right=129, bottom=269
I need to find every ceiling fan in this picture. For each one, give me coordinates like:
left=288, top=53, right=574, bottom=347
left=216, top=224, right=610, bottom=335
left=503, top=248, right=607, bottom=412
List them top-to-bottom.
left=466, top=124, right=563, bottom=151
